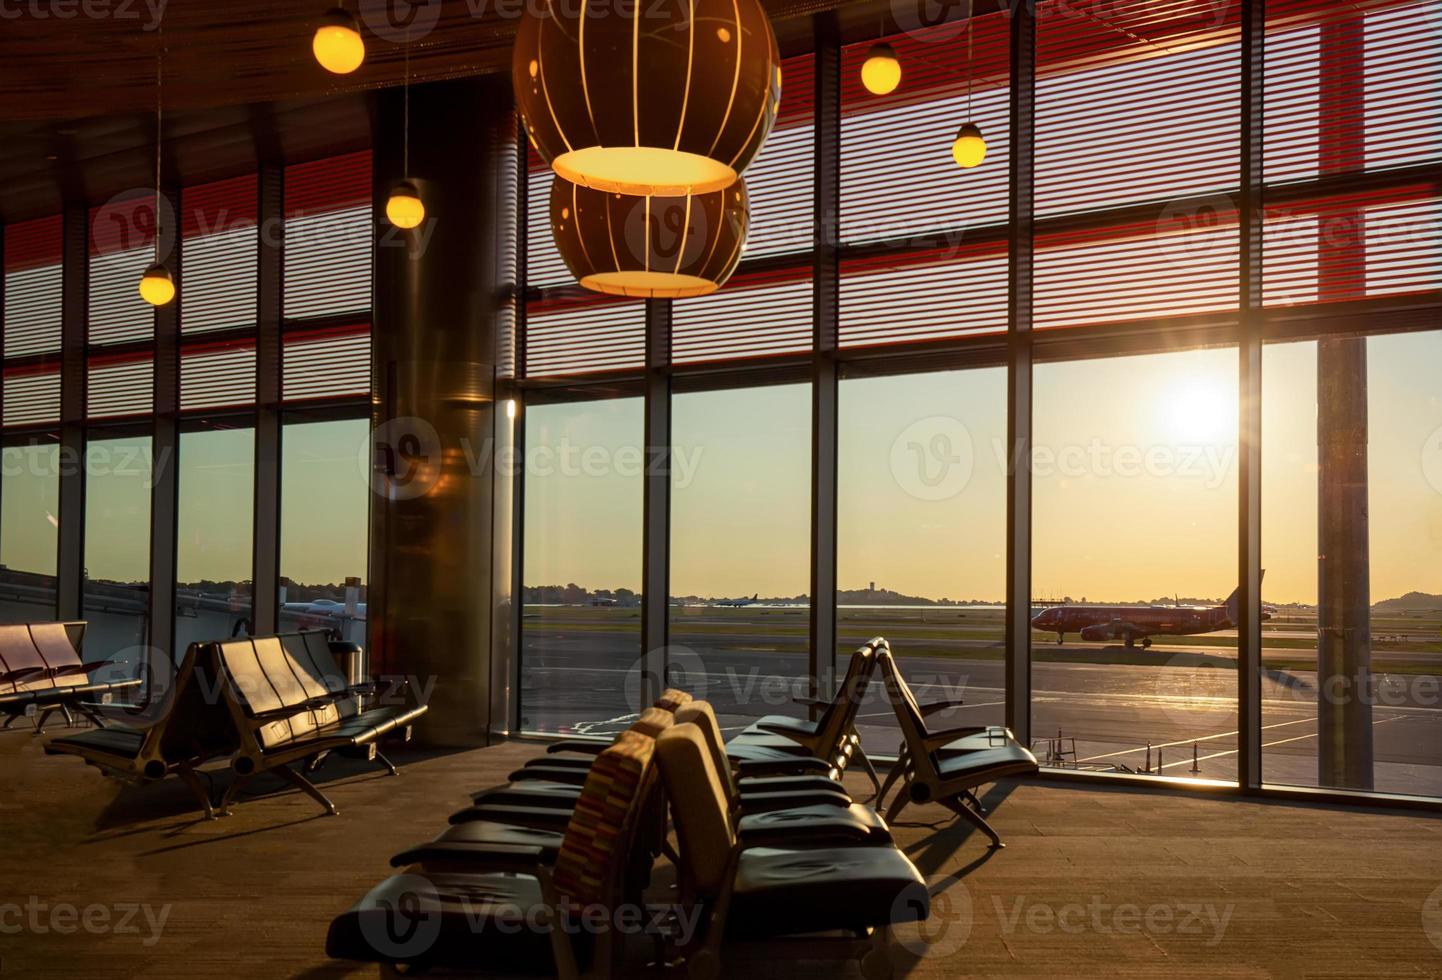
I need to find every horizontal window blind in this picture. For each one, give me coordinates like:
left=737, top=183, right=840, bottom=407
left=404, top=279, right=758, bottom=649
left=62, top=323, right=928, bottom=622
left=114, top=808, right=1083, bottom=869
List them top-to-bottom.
left=1033, top=0, right=1240, bottom=330
left=1036, top=0, right=1241, bottom=216
left=1262, top=0, right=1440, bottom=310
left=840, top=15, right=1010, bottom=247
left=741, top=54, right=814, bottom=260
left=526, top=149, right=570, bottom=290
left=284, top=152, right=372, bottom=321
left=183, top=174, right=258, bottom=334
left=88, top=195, right=158, bottom=346
left=4, top=216, right=63, bottom=360
left=840, top=241, right=1008, bottom=347
left=671, top=267, right=812, bottom=363
left=524, top=294, right=647, bottom=378
left=282, top=323, right=371, bottom=402
left=180, top=338, right=256, bottom=411
left=87, top=353, right=153, bottom=419
left=3, top=365, right=61, bottom=427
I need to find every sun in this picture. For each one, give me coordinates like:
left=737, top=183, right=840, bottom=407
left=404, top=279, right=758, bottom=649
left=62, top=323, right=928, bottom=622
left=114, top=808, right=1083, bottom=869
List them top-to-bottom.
left=1164, top=378, right=1237, bottom=444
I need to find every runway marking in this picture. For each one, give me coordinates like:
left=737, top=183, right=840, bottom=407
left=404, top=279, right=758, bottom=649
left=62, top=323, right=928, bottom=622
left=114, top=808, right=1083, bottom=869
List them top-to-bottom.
left=1077, top=715, right=1319, bottom=764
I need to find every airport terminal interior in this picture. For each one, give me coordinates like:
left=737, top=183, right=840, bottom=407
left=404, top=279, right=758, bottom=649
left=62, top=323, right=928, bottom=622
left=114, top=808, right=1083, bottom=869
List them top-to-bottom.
left=1, top=0, right=1440, bottom=975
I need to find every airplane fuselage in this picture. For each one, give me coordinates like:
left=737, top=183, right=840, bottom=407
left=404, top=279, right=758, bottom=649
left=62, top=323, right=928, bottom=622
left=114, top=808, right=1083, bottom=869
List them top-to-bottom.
left=1029, top=599, right=1266, bottom=648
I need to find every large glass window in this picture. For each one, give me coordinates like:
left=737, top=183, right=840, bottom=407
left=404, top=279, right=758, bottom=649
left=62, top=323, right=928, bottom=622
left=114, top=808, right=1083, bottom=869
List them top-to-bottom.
left=1262, top=331, right=1442, bottom=797
left=1031, top=348, right=1239, bottom=778
left=837, top=367, right=1008, bottom=746
left=670, top=383, right=811, bottom=733
left=520, top=397, right=643, bottom=734
left=278, top=417, right=369, bottom=644
left=174, top=424, right=254, bottom=655
left=82, top=434, right=152, bottom=657
left=0, top=440, right=60, bottom=623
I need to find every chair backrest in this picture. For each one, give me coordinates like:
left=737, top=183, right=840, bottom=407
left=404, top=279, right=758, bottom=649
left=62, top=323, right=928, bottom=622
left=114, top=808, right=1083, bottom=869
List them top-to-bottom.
left=30, top=622, right=88, bottom=689
left=0, top=624, right=53, bottom=692
left=213, top=634, right=346, bottom=750
left=811, top=641, right=879, bottom=757
left=153, top=642, right=242, bottom=765
left=876, top=645, right=940, bottom=783
left=654, top=688, right=692, bottom=712
left=672, top=701, right=739, bottom=803
left=629, top=705, right=675, bottom=739
left=655, top=722, right=738, bottom=898
left=550, top=731, right=658, bottom=910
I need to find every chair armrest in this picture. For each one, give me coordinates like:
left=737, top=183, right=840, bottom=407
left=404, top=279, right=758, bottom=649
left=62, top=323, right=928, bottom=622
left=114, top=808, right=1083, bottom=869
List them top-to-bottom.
left=790, top=695, right=828, bottom=708
left=918, top=698, right=965, bottom=717
left=248, top=699, right=336, bottom=722
left=546, top=738, right=608, bottom=756
left=733, top=756, right=832, bottom=778
left=390, top=841, right=547, bottom=873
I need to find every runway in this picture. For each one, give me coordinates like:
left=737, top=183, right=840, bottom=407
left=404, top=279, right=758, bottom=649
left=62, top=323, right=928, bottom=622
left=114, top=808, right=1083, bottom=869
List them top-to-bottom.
left=519, top=627, right=1442, bottom=798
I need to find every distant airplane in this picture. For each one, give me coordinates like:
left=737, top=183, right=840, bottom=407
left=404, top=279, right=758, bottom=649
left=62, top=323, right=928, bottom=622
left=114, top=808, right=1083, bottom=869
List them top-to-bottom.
left=1030, top=578, right=1269, bottom=649
left=715, top=593, right=759, bottom=607
left=281, top=598, right=367, bottom=627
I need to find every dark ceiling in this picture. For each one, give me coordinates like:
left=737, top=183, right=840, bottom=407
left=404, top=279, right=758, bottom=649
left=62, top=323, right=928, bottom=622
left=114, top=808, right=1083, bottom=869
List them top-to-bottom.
left=0, top=0, right=906, bottom=224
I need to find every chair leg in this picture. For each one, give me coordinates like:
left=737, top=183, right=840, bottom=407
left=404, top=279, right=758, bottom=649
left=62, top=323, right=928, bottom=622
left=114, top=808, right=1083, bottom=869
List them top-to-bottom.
left=60, top=703, right=75, bottom=727
left=77, top=703, right=108, bottom=729
left=33, top=708, right=55, bottom=734
left=2, top=712, right=16, bottom=729
left=853, top=738, right=883, bottom=801
left=374, top=749, right=400, bottom=776
left=304, top=750, right=330, bottom=774
left=877, top=752, right=908, bottom=811
left=275, top=763, right=340, bottom=816
left=176, top=764, right=218, bottom=820
left=219, top=773, right=250, bottom=815
left=883, top=784, right=912, bottom=824
left=962, top=788, right=988, bottom=815
left=940, top=794, right=1004, bottom=848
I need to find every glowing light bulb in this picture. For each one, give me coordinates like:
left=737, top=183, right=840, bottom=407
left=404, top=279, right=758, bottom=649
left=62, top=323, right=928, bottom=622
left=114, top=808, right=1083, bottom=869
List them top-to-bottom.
left=313, top=8, right=365, bottom=75
left=860, top=42, right=901, bottom=96
left=952, top=122, right=987, bottom=169
left=386, top=181, right=425, bottom=229
left=138, top=263, right=175, bottom=306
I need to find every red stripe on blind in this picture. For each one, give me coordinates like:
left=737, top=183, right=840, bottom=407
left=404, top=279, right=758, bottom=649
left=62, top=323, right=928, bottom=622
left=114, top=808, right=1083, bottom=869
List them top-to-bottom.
left=285, top=151, right=371, bottom=217
left=183, top=173, right=258, bottom=238
left=4, top=216, right=62, bottom=272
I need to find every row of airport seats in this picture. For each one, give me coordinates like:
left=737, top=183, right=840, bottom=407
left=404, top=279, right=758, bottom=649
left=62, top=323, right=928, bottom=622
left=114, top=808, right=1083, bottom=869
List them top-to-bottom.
left=0, top=622, right=141, bottom=733
left=43, top=630, right=426, bottom=818
left=326, top=638, right=1038, bottom=977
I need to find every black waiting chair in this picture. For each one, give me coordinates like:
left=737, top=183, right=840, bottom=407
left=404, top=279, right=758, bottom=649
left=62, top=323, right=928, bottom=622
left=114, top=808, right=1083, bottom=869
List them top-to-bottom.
left=0, top=621, right=141, bottom=733
left=211, top=631, right=427, bottom=816
left=44, top=642, right=239, bottom=819
left=875, top=644, right=1038, bottom=847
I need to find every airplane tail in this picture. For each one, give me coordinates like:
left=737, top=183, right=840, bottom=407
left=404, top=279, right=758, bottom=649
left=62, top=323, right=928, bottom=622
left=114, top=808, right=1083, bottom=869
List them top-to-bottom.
left=1223, top=570, right=1265, bottom=625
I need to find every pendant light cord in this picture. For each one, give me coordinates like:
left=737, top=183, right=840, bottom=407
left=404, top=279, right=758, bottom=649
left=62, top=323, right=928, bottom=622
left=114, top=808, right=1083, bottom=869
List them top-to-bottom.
left=966, top=0, right=974, bottom=114
left=154, top=20, right=163, bottom=263
left=403, top=28, right=411, bottom=179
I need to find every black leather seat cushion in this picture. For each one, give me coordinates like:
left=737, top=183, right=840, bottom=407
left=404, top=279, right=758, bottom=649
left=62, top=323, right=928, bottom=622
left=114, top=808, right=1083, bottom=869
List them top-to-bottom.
left=263, top=703, right=425, bottom=756
left=743, top=714, right=820, bottom=737
left=45, top=727, right=146, bottom=760
left=935, top=743, right=1038, bottom=782
left=737, top=773, right=849, bottom=797
left=470, top=781, right=583, bottom=808
left=736, top=803, right=891, bottom=847
left=391, top=821, right=566, bottom=868
left=726, top=846, right=928, bottom=938
left=327, top=872, right=586, bottom=971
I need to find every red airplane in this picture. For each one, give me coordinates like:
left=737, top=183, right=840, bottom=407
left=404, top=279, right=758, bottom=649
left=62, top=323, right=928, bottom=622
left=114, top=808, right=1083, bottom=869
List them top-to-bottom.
left=1030, top=580, right=1270, bottom=649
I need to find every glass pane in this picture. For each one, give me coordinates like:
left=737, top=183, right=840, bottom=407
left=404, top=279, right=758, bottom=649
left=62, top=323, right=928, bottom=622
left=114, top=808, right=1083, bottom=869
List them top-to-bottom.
left=1262, top=331, right=1442, bottom=797
left=1032, top=348, right=1239, bottom=778
left=837, top=368, right=1008, bottom=749
left=670, top=383, right=811, bottom=734
left=521, top=397, right=643, bottom=734
left=278, top=418, right=369, bottom=644
left=175, top=425, right=254, bottom=656
left=83, top=435, right=152, bottom=660
left=0, top=442, right=59, bottom=622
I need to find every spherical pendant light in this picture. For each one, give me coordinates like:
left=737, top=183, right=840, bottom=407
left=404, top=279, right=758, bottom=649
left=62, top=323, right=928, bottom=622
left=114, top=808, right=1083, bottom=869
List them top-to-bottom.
left=514, top=0, right=781, bottom=197
left=313, top=8, right=365, bottom=75
left=860, top=42, right=901, bottom=95
left=952, top=122, right=987, bottom=168
left=549, top=176, right=749, bottom=298
left=385, top=181, right=425, bottom=229
left=138, top=263, right=175, bottom=306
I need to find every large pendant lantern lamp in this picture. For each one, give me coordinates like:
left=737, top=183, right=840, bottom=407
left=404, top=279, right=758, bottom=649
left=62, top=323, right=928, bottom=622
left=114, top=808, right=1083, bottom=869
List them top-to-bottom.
left=514, top=0, right=781, bottom=197
left=550, top=176, right=749, bottom=298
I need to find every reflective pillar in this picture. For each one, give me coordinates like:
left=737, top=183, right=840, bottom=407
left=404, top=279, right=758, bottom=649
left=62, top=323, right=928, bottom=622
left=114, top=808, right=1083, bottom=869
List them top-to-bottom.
left=370, top=77, right=518, bottom=747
